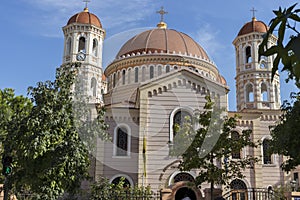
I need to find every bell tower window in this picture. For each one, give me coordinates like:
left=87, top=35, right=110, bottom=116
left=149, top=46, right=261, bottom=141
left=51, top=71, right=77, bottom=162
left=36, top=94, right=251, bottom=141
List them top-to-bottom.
left=78, top=37, right=86, bottom=52
left=66, top=38, right=72, bottom=55
left=92, top=38, right=98, bottom=56
left=246, top=46, right=252, bottom=63
left=246, top=83, right=254, bottom=102
left=261, top=83, right=268, bottom=101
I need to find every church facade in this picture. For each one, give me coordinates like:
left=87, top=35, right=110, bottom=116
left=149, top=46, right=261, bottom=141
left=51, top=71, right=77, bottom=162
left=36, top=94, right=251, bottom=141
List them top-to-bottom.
left=61, top=5, right=296, bottom=199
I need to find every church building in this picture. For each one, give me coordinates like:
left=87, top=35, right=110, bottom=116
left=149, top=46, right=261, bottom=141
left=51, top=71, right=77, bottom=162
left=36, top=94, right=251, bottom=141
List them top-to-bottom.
left=60, top=5, right=295, bottom=199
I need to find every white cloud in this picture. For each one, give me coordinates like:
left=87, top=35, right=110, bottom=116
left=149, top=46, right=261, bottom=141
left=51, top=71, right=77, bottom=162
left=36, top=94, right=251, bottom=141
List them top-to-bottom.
left=20, top=0, right=158, bottom=37
left=193, top=23, right=224, bottom=60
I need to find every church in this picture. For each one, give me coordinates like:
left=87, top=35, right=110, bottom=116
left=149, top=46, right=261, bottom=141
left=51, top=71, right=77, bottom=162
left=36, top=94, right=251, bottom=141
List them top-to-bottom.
left=60, top=4, right=297, bottom=199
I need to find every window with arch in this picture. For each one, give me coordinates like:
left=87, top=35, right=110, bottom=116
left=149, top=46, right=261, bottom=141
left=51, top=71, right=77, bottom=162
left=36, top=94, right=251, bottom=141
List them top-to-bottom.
left=66, top=37, right=72, bottom=55
left=78, top=37, right=86, bottom=52
left=92, top=38, right=98, bottom=56
left=245, top=46, right=252, bottom=63
left=150, top=65, right=154, bottom=79
left=158, top=65, right=162, bottom=76
left=166, top=65, right=170, bottom=73
left=142, top=66, right=146, bottom=81
left=127, top=68, right=131, bottom=84
left=135, top=68, right=139, bottom=83
left=122, top=70, right=126, bottom=85
left=113, top=73, right=116, bottom=88
left=91, top=77, right=97, bottom=97
left=246, top=83, right=254, bottom=102
left=261, top=83, right=268, bottom=102
left=173, top=110, right=192, bottom=137
left=115, top=126, right=130, bottom=156
left=231, top=131, right=241, bottom=159
left=263, top=138, right=272, bottom=164
left=173, top=172, right=195, bottom=183
left=111, top=176, right=132, bottom=187
left=230, top=179, right=247, bottom=200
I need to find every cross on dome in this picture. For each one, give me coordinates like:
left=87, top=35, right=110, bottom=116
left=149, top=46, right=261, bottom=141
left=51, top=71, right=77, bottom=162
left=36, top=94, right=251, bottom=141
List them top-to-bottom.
left=83, top=0, right=91, bottom=12
left=156, top=6, right=168, bottom=29
left=156, top=6, right=168, bottom=22
left=250, top=7, right=257, bottom=20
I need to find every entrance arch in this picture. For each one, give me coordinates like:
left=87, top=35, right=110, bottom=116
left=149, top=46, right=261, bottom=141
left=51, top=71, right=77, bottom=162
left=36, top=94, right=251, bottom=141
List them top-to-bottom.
left=230, top=179, right=248, bottom=200
left=175, top=187, right=197, bottom=200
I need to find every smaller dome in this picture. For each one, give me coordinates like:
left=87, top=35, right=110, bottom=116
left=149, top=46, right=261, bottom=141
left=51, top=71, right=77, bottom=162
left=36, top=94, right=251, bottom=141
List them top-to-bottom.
left=67, top=7, right=102, bottom=28
left=238, top=18, right=268, bottom=36
left=102, top=74, right=107, bottom=81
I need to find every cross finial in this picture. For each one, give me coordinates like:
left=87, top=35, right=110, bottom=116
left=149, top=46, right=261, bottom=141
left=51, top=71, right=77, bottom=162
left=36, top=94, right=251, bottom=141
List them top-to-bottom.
left=83, top=0, right=90, bottom=9
left=156, top=6, right=168, bottom=22
left=250, top=7, right=257, bottom=19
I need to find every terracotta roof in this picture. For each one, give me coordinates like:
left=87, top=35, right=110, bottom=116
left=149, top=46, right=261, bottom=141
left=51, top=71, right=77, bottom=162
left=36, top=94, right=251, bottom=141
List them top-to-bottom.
left=67, top=8, right=102, bottom=28
left=238, top=18, right=268, bottom=36
left=116, top=28, right=210, bottom=61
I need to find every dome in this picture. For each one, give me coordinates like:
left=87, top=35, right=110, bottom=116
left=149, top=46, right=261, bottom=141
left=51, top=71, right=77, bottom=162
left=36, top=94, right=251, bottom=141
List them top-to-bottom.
left=67, top=7, right=102, bottom=28
left=238, top=18, right=268, bottom=36
left=116, top=28, right=210, bottom=61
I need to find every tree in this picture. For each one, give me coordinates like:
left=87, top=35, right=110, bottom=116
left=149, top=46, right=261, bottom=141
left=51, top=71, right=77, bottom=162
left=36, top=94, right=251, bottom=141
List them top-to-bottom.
left=258, top=3, right=300, bottom=173
left=259, top=3, right=300, bottom=86
left=1, top=63, right=109, bottom=199
left=269, top=92, right=300, bottom=171
left=171, top=96, right=258, bottom=200
left=90, top=176, right=154, bottom=200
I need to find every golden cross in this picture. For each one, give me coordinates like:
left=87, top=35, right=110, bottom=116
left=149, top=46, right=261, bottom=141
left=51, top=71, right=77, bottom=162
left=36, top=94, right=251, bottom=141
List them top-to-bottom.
left=83, top=0, right=91, bottom=8
left=156, top=6, right=168, bottom=22
left=250, top=7, right=257, bottom=18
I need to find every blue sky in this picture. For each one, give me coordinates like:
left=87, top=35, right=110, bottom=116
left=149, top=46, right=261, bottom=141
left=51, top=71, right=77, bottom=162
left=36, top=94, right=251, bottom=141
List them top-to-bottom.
left=0, top=0, right=298, bottom=110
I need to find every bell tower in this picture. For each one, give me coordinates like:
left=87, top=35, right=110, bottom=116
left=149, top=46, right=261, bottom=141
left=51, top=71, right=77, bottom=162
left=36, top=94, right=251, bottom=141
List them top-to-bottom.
left=62, top=5, right=106, bottom=104
left=233, top=14, right=281, bottom=111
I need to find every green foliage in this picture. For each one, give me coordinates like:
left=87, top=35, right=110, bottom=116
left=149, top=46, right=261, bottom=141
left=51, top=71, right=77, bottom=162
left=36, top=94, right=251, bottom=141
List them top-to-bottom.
left=259, top=3, right=300, bottom=87
left=1, top=63, right=109, bottom=199
left=270, top=92, right=300, bottom=171
left=174, top=96, right=258, bottom=187
left=90, top=176, right=154, bottom=200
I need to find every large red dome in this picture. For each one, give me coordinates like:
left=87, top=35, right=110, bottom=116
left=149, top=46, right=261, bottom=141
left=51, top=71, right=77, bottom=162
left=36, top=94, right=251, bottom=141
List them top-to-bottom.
left=67, top=8, right=102, bottom=28
left=238, top=18, right=268, bottom=36
left=116, top=28, right=211, bottom=61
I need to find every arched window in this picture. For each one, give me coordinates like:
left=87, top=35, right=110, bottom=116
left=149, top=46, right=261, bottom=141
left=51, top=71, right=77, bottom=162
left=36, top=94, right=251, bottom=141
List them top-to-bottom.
left=66, top=37, right=72, bottom=55
left=78, top=37, right=86, bottom=52
left=92, top=38, right=98, bottom=56
left=246, top=46, right=252, bottom=63
left=150, top=65, right=154, bottom=79
left=158, top=65, right=162, bottom=76
left=166, top=65, right=170, bottom=73
left=142, top=66, right=146, bottom=81
left=128, top=68, right=131, bottom=84
left=135, top=68, right=139, bottom=83
left=122, top=70, right=126, bottom=85
left=113, top=73, right=116, bottom=88
left=91, top=77, right=97, bottom=97
left=246, top=83, right=254, bottom=102
left=261, top=83, right=268, bottom=101
left=173, top=110, right=192, bottom=137
left=115, top=127, right=129, bottom=156
left=231, top=131, right=241, bottom=159
left=263, top=139, right=272, bottom=164
left=173, top=172, right=195, bottom=183
left=110, top=175, right=133, bottom=187
left=111, top=176, right=131, bottom=187
left=230, top=179, right=247, bottom=200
